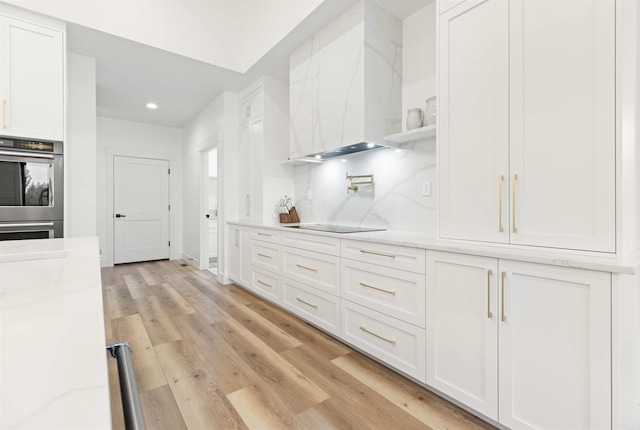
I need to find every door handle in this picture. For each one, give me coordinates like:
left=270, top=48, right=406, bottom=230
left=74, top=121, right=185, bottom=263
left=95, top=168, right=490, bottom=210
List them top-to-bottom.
left=115, top=214, right=126, bottom=218
left=205, top=214, right=210, bottom=218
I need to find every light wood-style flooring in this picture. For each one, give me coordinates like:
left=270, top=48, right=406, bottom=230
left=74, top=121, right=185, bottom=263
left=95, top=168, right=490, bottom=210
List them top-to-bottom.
left=102, top=259, right=496, bottom=430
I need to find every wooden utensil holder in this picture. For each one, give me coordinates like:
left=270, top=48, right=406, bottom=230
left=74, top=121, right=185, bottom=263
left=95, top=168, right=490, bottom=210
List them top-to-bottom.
left=279, top=207, right=300, bottom=223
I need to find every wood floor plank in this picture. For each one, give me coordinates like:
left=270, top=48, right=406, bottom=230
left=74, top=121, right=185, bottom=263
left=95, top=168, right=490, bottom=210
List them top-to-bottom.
left=137, top=265, right=164, bottom=286
left=124, top=274, right=154, bottom=299
left=183, top=274, right=255, bottom=306
left=167, top=275, right=234, bottom=320
left=106, top=283, right=137, bottom=319
left=151, top=283, right=196, bottom=317
left=135, top=295, right=183, bottom=346
left=246, top=300, right=351, bottom=360
left=173, top=312, right=259, bottom=395
left=112, top=314, right=167, bottom=393
left=213, top=319, right=329, bottom=415
left=155, top=340, right=248, bottom=430
left=281, top=345, right=428, bottom=430
left=332, top=353, right=495, bottom=430
left=227, top=382, right=298, bottom=430
left=139, top=385, right=188, bottom=430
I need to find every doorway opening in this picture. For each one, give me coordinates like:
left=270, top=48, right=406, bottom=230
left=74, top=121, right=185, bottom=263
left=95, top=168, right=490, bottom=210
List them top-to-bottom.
left=204, top=147, right=218, bottom=274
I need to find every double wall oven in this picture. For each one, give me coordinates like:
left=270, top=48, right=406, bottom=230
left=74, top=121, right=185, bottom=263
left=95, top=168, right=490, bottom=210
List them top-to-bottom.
left=0, top=136, right=63, bottom=241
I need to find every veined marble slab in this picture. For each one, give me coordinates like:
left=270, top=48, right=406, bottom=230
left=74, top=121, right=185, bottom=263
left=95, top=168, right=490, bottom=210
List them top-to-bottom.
left=0, top=237, right=111, bottom=429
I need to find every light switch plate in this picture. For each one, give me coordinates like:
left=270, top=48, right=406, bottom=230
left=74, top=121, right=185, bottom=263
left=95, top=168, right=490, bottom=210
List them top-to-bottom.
left=422, top=181, right=431, bottom=196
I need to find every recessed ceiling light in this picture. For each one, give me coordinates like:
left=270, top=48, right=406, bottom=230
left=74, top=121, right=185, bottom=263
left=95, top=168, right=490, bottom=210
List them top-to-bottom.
left=146, top=102, right=158, bottom=110
left=366, top=142, right=375, bottom=148
left=314, top=154, right=322, bottom=160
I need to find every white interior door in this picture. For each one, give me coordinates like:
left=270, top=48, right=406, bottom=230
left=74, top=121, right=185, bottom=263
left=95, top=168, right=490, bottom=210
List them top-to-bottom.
left=114, top=156, right=170, bottom=264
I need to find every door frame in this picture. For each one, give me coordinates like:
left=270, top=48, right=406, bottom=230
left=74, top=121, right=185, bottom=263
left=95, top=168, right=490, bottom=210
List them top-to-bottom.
left=198, top=138, right=220, bottom=275
left=105, top=147, right=178, bottom=267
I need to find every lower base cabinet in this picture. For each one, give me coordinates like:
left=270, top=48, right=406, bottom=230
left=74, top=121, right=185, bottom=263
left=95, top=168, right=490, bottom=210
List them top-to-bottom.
left=427, top=251, right=611, bottom=429
left=282, top=278, right=340, bottom=336
left=342, top=300, right=426, bottom=382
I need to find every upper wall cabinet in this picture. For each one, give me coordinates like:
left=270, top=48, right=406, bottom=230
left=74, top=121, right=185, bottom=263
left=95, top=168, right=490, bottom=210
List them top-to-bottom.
left=289, top=0, right=402, bottom=160
left=438, top=0, right=615, bottom=253
left=0, top=9, right=65, bottom=141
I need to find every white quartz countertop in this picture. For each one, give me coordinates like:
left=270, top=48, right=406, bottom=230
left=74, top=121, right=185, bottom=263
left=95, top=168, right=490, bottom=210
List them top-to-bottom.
left=229, top=221, right=640, bottom=274
left=0, top=237, right=111, bottom=429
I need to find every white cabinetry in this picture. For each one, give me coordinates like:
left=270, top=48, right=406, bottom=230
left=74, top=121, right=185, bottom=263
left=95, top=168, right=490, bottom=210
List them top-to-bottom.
left=438, top=0, right=615, bottom=252
left=0, top=10, right=64, bottom=141
left=237, top=78, right=292, bottom=223
left=208, top=220, right=218, bottom=259
left=227, top=225, right=252, bottom=287
left=427, top=251, right=611, bottom=428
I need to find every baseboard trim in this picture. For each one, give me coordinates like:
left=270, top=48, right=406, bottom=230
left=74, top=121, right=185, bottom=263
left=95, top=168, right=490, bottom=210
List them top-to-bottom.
left=181, top=252, right=200, bottom=269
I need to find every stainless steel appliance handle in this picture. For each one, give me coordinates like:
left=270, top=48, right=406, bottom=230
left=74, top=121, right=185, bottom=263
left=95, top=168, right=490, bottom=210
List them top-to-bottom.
left=0, top=150, right=54, bottom=159
left=0, top=222, right=54, bottom=228
left=107, top=341, right=146, bottom=430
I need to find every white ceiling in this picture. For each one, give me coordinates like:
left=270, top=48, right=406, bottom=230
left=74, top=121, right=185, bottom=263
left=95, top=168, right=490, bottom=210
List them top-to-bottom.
left=9, top=0, right=433, bottom=128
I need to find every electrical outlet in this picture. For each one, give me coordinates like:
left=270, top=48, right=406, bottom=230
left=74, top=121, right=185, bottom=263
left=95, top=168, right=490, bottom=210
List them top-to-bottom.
left=422, top=181, right=432, bottom=196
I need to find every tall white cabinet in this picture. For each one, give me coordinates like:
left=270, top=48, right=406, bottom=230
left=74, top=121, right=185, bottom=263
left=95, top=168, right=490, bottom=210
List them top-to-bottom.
left=438, top=0, right=616, bottom=253
left=0, top=10, right=64, bottom=141
left=237, top=78, right=293, bottom=223
left=427, top=251, right=611, bottom=428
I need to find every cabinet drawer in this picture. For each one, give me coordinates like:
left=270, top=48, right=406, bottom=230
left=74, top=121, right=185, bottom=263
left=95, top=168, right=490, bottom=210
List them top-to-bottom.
left=249, top=228, right=281, bottom=244
left=282, top=231, right=340, bottom=256
left=251, top=240, right=281, bottom=273
left=342, top=240, right=426, bottom=274
left=282, top=247, right=340, bottom=295
left=342, top=260, right=425, bottom=327
left=250, top=268, right=281, bottom=304
left=282, top=278, right=340, bottom=336
left=341, top=301, right=426, bottom=382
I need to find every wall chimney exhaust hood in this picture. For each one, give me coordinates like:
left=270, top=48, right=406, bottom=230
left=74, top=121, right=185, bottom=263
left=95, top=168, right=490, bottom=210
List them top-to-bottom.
left=288, top=0, right=402, bottom=163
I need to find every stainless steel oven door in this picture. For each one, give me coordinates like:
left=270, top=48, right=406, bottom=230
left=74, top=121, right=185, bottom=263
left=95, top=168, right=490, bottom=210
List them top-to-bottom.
left=0, top=151, right=63, bottom=222
left=0, top=221, right=63, bottom=241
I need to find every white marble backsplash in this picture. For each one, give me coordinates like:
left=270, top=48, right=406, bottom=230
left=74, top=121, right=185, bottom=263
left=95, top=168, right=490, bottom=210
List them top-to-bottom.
left=293, top=138, right=437, bottom=233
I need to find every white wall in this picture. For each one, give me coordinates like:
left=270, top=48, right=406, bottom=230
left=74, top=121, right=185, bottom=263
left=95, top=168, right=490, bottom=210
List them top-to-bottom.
left=66, top=53, right=97, bottom=238
left=181, top=91, right=238, bottom=269
left=96, top=117, right=183, bottom=266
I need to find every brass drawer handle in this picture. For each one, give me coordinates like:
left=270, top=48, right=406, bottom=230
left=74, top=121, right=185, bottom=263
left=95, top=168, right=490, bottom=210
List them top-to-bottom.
left=512, top=174, right=518, bottom=233
left=498, top=175, right=504, bottom=233
left=257, top=232, right=272, bottom=237
left=359, top=249, right=396, bottom=259
left=257, top=253, right=272, bottom=259
left=296, top=264, right=318, bottom=273
left=487, top=269, right=493, bottom=319
left=501, top=271, right=506, bottom=322
left=257, top=280, right=272, bottom=288
left=359, top=282, right=395, bottom=295
left=296, top=297, right=318, bottom=309
left=359, top=326, right=396, bottom=344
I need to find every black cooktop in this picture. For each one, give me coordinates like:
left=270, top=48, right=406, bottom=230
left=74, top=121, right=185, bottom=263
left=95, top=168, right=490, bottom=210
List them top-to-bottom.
left=285, top=224, right=386, bottom=234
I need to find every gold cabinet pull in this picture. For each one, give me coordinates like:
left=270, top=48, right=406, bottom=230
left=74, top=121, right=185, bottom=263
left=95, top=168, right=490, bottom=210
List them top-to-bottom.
left=2, top=99, right=6, bottom=129
left=246, top=105, right=252, bottom=118
left=512, top=174, right=518, bottom=233
left=498, top=175, right=504, bottom=232
left=246, top=195, right=251, bottom=217
left=257, top=232, right=272, bottom=237
left=359, top=249, right=396, bottom=259
left=257, top=253, right=272, bottom=259
left=296, top=264, right=318, bottom=273
left=487, top=269, right=493, bottom=319
left=501, top=271, right=506, bottom=322
left=257, top=280, right=272, bottom=288
left=359, top=282, right=395, bottom=295
left=296, top=297, right=317, bottom=309
left=359, top=326, right=396, bottom=344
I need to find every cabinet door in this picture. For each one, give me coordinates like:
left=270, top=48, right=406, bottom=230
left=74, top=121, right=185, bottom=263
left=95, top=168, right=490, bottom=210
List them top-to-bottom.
left=439, top=0, right=509, bottom=243
left=509, top=0, right=615, bottom=252
left=0, top=16, right=63, bottom=141
left=249, top=118, right=263, bottom=221
left=238, top=124, right=252, bottom=219
left=228, top=226, right=241, bottom=281
left=239, top=228, right=252, bottom=286
left=426, top=251, right=498, bottom=420
left=498, top=261, right=611, bottom=429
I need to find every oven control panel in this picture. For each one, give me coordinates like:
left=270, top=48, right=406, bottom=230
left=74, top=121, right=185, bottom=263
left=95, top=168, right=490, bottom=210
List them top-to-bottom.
left=0, top=137, right=60, bottom=153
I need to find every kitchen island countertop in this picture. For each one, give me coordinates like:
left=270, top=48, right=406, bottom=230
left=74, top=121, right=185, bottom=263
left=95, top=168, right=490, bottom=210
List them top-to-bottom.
left=0, top=237, right=111, bottom=429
